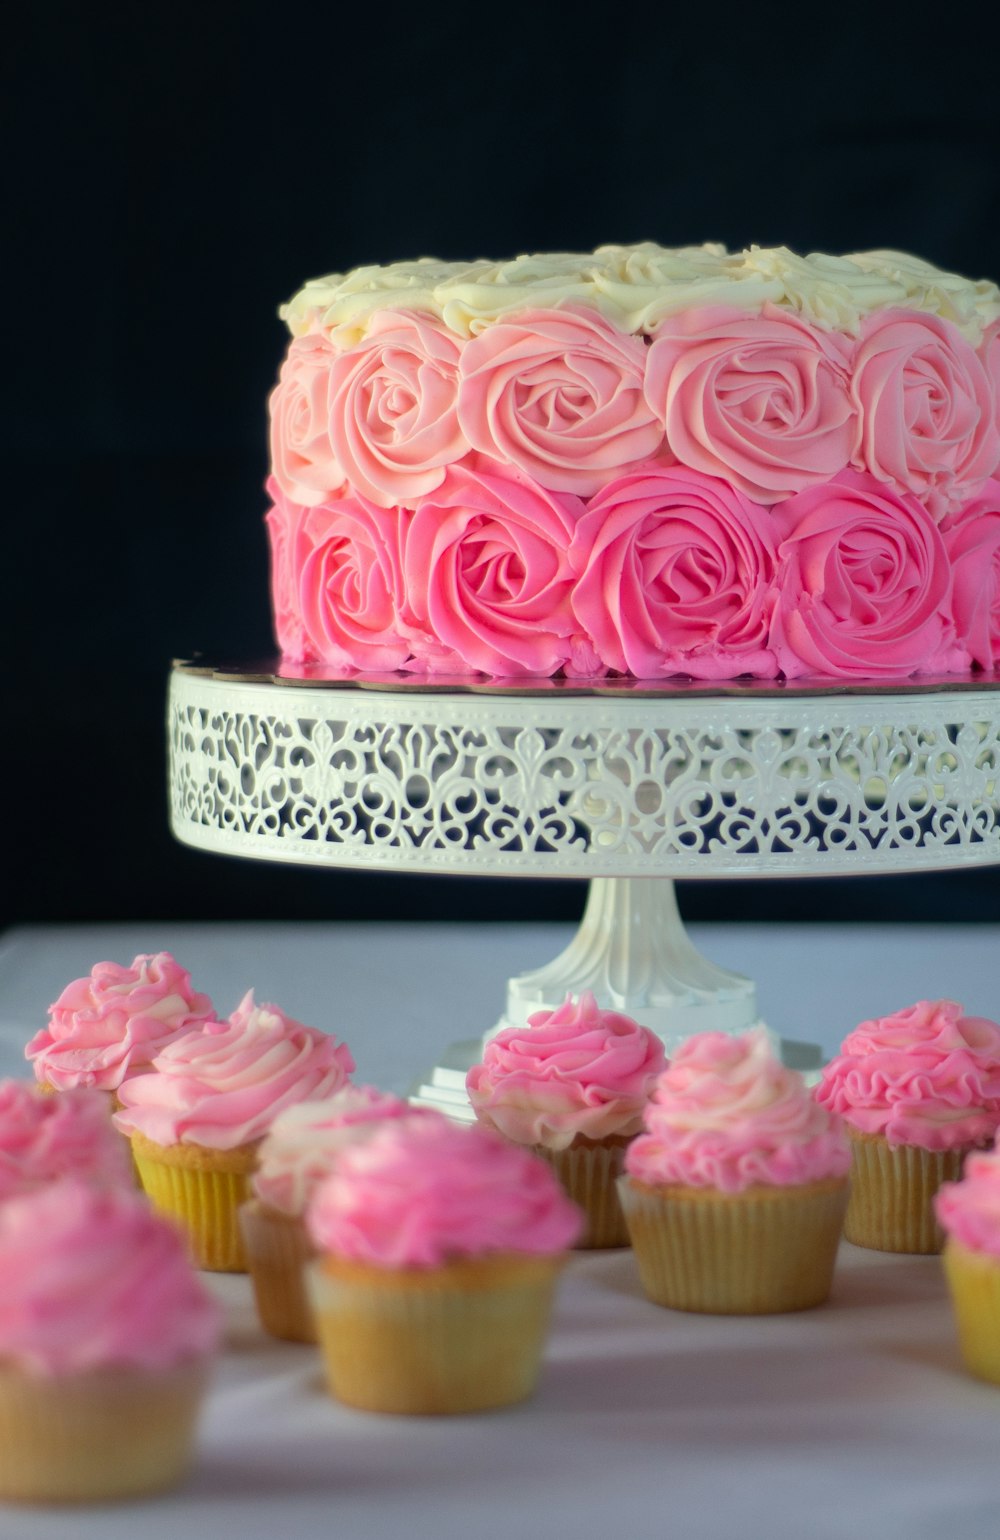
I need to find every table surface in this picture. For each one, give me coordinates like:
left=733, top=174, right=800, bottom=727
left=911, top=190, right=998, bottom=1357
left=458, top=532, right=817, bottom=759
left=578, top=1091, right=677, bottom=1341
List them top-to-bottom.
left=2, top=919, right=1000, bottom=1539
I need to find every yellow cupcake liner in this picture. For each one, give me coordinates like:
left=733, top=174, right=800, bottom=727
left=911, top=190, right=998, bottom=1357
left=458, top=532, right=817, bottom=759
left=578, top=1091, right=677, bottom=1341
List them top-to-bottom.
left=844, top=1132, right=965, bottom=1254
left=130, top=1134, right=258, bottom=1272
left=535, top=1136, right=630, bottom=1249
left=618, top=1176, right=849, bottom=1315
left=239, top=1200, right=317, bottom=1342
left=942, top=1240, right=1000, bottom=1385
left=307, top=1251, right=565, bottom=1414
left=0, top=1360, right=208, bottom=1503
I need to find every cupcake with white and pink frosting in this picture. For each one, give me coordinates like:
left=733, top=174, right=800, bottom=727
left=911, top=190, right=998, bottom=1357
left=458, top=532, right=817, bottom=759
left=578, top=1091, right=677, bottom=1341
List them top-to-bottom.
left=26, top=951, right=214, bottom=1098
left=114, top=990, right=354, bottom=1271
left=466, top=990, right=666, bottom=1248
left=816, top=999, right=1000, bottom=1253
left=619, top=1029, right=850, bottom=1314
left=0, top=1080, right=133, bottom=1200
left=240, top=1085, right=417, bottom=1342
left=305, top=1113, right=582, bottom=1414
left=936, top=1151, right=1000, bottom=1384
left=0, top=1180, right=219, bottom=1502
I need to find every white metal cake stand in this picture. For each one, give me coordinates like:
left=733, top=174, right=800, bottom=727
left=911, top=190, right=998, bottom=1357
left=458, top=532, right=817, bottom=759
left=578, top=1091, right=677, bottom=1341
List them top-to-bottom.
left=168, top=660, right=1000, bottom=1114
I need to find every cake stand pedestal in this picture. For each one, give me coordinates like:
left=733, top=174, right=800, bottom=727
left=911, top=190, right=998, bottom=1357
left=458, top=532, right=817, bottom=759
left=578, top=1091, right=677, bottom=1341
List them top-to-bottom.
left=168, top=661, right=1000, bottom=1114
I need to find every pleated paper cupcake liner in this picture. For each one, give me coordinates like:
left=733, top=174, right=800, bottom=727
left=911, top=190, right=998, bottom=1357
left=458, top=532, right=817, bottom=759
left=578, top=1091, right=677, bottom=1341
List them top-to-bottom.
left=845, top=1133, right=965, bottom=1254
left=131, top=1136, right=257, bottom=1272
left=535, top=1137, right=631, bottom=1249
left=618, top=1176, right=849, bottom=1315
left=239, top=1200, right=317, bottom=1342
left=942, top=1240, right=1000, bottom=1385
left=307, top=1252, right=564, bottom=1414
left=0, top=1360, right=208, bottom=1503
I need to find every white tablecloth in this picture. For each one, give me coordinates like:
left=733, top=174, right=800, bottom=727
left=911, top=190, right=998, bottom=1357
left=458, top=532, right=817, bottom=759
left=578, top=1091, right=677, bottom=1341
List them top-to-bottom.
left=1, top=920, right=1000, bottom=1538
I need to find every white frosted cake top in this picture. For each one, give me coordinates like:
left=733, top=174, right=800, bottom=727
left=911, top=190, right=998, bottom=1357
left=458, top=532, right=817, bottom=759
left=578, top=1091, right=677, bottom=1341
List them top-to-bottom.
left=281, top=243, right=1000, bottom=346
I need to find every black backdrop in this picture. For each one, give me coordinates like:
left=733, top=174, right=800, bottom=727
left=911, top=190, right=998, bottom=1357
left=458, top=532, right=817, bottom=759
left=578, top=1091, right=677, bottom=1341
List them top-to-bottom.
left=7, top=6, right=1000, bottom=932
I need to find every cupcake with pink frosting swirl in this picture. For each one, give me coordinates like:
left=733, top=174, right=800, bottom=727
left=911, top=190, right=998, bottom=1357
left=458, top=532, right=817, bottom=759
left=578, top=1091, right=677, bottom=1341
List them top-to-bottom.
left=26, top=951, right=215, bottom=1097
left=114, top=990, right=355, bottom=1271
left=466, top=991, right=666, bottom=1248
left=816, top=999, right=1000, bottom=1253
left=619, top=1029, right=850, bottom=1314
left=0, top=1080, right=133, bottom=1200
left=239, top=1085, right=418, bottom=1342
left=305, top=1113, right=582, bottom=1414
left=936, top=1152, right=1000, bottom=1385
left=0, top=1180, right=219, bottom=1502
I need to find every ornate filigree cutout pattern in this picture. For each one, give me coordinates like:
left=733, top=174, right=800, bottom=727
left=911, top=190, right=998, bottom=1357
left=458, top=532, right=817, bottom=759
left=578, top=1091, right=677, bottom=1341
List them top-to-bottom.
left=169, top=673, right=1000, bottom=877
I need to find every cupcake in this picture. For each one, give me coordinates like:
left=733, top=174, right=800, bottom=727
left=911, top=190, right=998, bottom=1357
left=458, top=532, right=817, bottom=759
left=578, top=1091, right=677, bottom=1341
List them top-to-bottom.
left=25, top=951, right=214, bottom=1100
left=114, top=990, right=354, bottom=1270
left=466, top=991, right=666, bottom=1247
left=816, top=999, right=1000, bottom=1253
left=619, top=1029, right=850, bottom=1314
left=0, top=1079, right=133, bottom=1199
left=240, top=1085, right=415, bottom=1342
left=305, top=1114, right=583, bottom=1414
left=937, top=1151, right=1000, bottom=1385
left=0, top=1180, right=219, bottom=1502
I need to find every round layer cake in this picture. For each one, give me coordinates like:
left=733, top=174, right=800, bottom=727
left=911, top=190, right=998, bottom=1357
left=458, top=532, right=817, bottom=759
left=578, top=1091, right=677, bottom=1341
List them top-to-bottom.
left=266, top=244, right=1000, bottom=681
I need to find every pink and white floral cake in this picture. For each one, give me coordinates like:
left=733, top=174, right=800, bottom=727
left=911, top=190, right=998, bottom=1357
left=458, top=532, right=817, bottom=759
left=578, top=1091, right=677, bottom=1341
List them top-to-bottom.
left=266, top=244, right=1000, bottom=681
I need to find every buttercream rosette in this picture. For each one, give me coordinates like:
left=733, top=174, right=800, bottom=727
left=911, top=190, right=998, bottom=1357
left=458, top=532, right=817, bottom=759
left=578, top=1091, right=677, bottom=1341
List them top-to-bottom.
left=25, top=951, right=214, bottom=1095
left=114, top=990, right=355, bottom=1271
left=467, top=991, right=666, bottom=1248
left=816, top=999, right=1000, bottom=1252
left=619, top=1029, right=849, bottom=1313
left=240, top=1085, right=417, bottom=1342
left=304, top=1113, right=582, bottom=1415
left=936, top=1151, right=1000, bottom=1386
left=0, top=1180, right=219, bottom=1502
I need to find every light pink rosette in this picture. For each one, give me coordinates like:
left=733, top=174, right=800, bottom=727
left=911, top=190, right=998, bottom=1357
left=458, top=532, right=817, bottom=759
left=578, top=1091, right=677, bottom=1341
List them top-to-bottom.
left=644, top=304, right=856, bottom=504
left=457, top=307, right=663, bottom=495
left=326, top=309, right=464, bottom=508
left=850, top=309, right=1000, bottom=521
left=268, top=331, right=344, bottom=507
left=401, top=459, right=596, bottom=676
left=569, top=465, right=780, bottom=679
left=770, top=470, right=958, bottom=679
left=265, top=476, right=315, bottom=662
left=943, top=479, right=1000, bottom=669
left=290, top=493, right=413, bottom=669
left=26, top=952, right=215, bottom=1093
left=113, top=991, right=355, bottom=1150
left=467, top=991, right=666, bottom=1149
left=816, top=999, right=1000, bottom=1152
left=625, top=1029, right=850, bottom=1194
left=0, top=1081, right=133, bottom=1200
left=251, top=1085, right=416, bottom=1216
left=306, top=1115, right=583, bottom=1266
left=936, top=1150, right=1000, bottom=1258
left=0, top=1181, right=220, bottom=1374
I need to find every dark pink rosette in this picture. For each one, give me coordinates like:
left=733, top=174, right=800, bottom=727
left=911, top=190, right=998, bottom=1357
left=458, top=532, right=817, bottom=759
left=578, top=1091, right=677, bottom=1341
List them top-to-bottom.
left=644, top=303, right=855, bottom=504
left=456, top=307, right=663, bottom=495
left=326, top=309, right=465, bottom=508
left=850, top=309, right=1000, bottom=521
left=268, top=333, right=344, bottom=507
left=401, top=459, right=595, bottom=677
left=569, top=465, right=780, bottom=679
left=771, top=470, right=958, bottom=679
left=265, top=477, right=316, bottom=662
left=943, top=478, right=1000, bottom=669
left=292, top=494, right=412, bottom=670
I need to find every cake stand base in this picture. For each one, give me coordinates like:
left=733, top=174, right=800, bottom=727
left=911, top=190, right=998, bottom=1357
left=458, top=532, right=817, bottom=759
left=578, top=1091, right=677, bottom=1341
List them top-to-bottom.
left=409, top=874, right=823, bottom=1119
